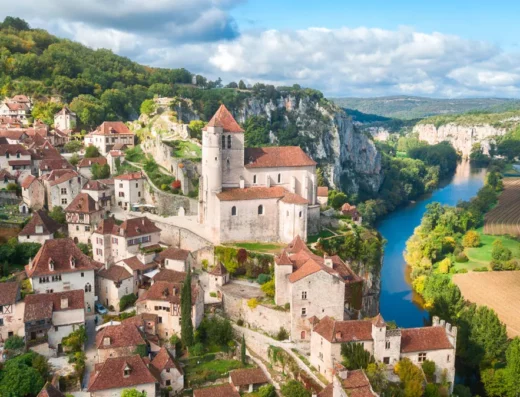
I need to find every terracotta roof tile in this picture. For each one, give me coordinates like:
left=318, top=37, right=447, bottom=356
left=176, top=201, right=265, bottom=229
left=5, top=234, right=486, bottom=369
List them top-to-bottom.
left=203, top=105, right=244, bottom=133
left=92, top=122, right=132, bottom=136
left=0, top=130, right=26, bottom=141
left=0, top=143, right=30, bottom=156
left=112, top=143, right=128, bottom=150
left=244, top=146, right=316, bottom=168
left=78, top=157, right=107, bottom=168
left=8, top=159, right=31, bottom=166
left=39, top=159, right=73, bottom=172
left=0, top=169, right=15, bottom=180
left=41, top=169, right=80, bottom=186
left=114, top=172, right=144, bottom=181
left=21, top=174, right=37, bottom=188
left=82, top=180, right=109, bottom=191
left=217, top=186, right=307, bottom=204
left=317, top=187, right=328, bottom=197
left=65, top=193, right=100, bottom=214
left=19, top=210, right=61, bottom=236
left=118, top=217, right=161, bottom=238
left=25, top=238, right=102, bottom=278
left=157, top=247, right=190, bottom=262
left=121, top=256, right=157, bottom=272
left=209, top=262, right=228, bottom=276
left=97, top=265, right=132, bottom=282
left=152, top=269, right=186, bottom=283
left=0, top=281, right=19, bottom=306
left=137, top=281, right=198, bottom=305
left=24, top=290, right=85, bottom=322
left=371, top=314, right=385, bottom=328
left=313, top=317, right=373, bottom=343
left=96, top=323, right=145, bottom=350
left=400, top=327, right=453, bottom=353
left=151, top=346, right=183, bottom=374
left=88, top=355, right=157, bottom=392
left=230, top=368, right=268, bottom=387
left=342, top=370, right=375, bottom=397
left=37, top=382, right=66, bottom=397
left=193, top=383, right=240, bottom=397
left=317, top=383, right=333, bottom=397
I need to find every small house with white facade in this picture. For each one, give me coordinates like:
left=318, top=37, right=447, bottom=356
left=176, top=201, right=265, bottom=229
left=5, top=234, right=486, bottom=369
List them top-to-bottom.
left=84, top=121, right=135, bottom=156
left=114, top=172, right=145, bottom=211
left=65, top=193, right=103, bottom=244
left=18, top=210, right=62, bottom=243
left=0, top=282, right=25, bottom=342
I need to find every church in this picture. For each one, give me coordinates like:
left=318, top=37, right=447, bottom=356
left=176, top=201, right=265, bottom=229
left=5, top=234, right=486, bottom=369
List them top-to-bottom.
left=199, top=105, right=320, bottom=244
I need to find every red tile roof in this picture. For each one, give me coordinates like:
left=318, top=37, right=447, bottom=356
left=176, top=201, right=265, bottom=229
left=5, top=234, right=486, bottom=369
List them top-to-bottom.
left=10, top=95, right=30, bottom=103
left=203, top=105, right=244, bottom=133
left=92, top=121, right=133, bottom=136
left=0, top=130, right=26, bottom=141
left=0, top=143, right=30, bottom=155
left=244, top=146, right=316, bottom=168
left=78, top=157, right=107, bottom=168
left=8, top=159, right=31, bottom=166
left=39, top=159, right=73, bottom=172
left=0, top=169, right=15, bottom=180
left=41, top=169, right=80, bottom=186
left=114, top=171, right=144, bottom=181
left=21, top=174, right=37, bottom=188
left=82, top=180, right=109, bottom=191
left=217, top=186, right=307, bottom=204
left=317, top=186, right=328, bottom=197
left=65, top=193, right=100, bottom=214
left=19, top=210, right=61, bottom=237
left=118, top=217, right=161, bottom=238
left=25, top=238, right=102, bottom=278
left=157, top=247, right=190, bottom=262
left=121, top=256, right=157, bottom=272
left=209, top=262, right=228, bottom=276
left=97, top=264, right=132, bottom=282
left=152, top=269, right=187, bottom=283
left=0, top=281, right=20, bottom=306
left=137, top=281, right=198, bottom=305
left=24, top=289, right=85, bottom=322
left=313, top=317, right=373, bottom=343
left=96, top=323, right=145, bottom=350
left=400, top=327, right=453, bottom=353
left=151, top=346, right=183, bottom=374
left=88, top=355, right=157, bottom=392
left=230, top=368, right=268, bottom=387
left=342, top=370, right=376, bottom=397
left=37, top=382, right=66, bottom=397
left=193, top=383, right=240, bottom=397
left=317, top=383, right=333, bottom=397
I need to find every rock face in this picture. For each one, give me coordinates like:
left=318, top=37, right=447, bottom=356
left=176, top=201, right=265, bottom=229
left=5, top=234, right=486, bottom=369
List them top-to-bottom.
left=234, top=95, right=383, bottom=195
left=414, top=123, right=507, bottom=157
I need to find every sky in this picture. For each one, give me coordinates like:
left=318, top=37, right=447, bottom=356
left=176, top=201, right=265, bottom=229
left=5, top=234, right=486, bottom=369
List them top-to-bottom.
left=2, top=0, right=520, bottom=98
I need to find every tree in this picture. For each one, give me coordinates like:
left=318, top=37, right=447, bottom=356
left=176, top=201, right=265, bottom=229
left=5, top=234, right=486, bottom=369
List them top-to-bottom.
left=1, top=16, right=31, bottom=30
left=238, top=80, right=247, bottom=90
left=226, top=81, right=238, bottom=88
left=69, top=95, right=105, bottom=129
left=140, top=99, right=155, bottom=116
left=31, top=101, right=63, bottom=126
left=244, top=116, right=270, bottom=147
left=188, top=120, right=206, bottom=140
left=64, top=140, right=83, bottom=153
left=84, top=145, right=101, bottom=158
left=69, top=153, right=80, bottom=166
left=91, top=163, right=110, bottom=179
left=329, top=190, right=348, bottom=210
left=49, top=206, right=66, bottom=224
left=462, top=230, right=480, bottom=247
left=491, top=240, right=512, bottom=261
left=180, top=265, right=194, bottom=347
left=261, top=279, right=275, bottom=298
left=62, top=326, right=87, bottom=353
left=241, top=334, right=246, bottom=365
left=4, top=335, right=24, bottom=351
left=504, top=337, right=520, bottom=394
left=341, top=342, right=375, bottom=369
left=0, top=357, right=45, bottom=397
left=394, top=358, right=424, bottom=397
left=421, top=360, right=436, bottom=382
left=365, top=362, right=387, bottom=393
left=280, top=380, right=311, bottom=397
left=258, top=384, right=276, bottom=397
left=121, top=389, right=147, bottom=397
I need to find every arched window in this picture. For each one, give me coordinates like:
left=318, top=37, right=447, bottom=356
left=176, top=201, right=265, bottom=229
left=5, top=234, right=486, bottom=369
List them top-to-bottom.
left=221, top=135, right=225, bottom=149
left=227, top=135, right=231, bottom=149
left=278, top=174, right=281, bottom=183
left=253, top=175, right=257, bottom=184
left=258, top=205, right=264, bottom=215
left=231, top=206, right=237, bottom=216
left=299, top=211, right=302, bottom=218
left=85, top=283, right=92, bottom=293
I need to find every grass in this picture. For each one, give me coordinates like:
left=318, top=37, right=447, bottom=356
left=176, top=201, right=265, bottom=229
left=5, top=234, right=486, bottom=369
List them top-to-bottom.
left=164, top=140, right=202, bottom=159
left=124, top=145, right=147, bottom=164
left=502, top=163, right=520, bottom=176
left=307, top=229, right=335, bottom=244
left=226, top=242, right=285, bottom=254
left=184, top=358, right=248, bottom=385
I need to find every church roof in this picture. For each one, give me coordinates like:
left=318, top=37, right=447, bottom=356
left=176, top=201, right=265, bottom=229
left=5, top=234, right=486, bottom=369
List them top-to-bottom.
left=203, top=105, right=244, bottom=133
left=244, top=147, right=316, bottom=168
left=217, top=186, right=308, bottom=204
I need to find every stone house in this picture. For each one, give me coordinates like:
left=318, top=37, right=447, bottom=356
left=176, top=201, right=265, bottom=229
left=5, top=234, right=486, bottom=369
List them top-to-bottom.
left=0, top=102, right=30, bottom=121
left=199, top=105, right=320, bottom=244
left=54, top=107, right=76, bottom=131
left=84, top=121, right=135, bottom=156
left=0, top=129, right=27, bottom=144
left=28, top=141, right=62, bottom=176
left=0, top=143, right=32, bottom=182
left=106, top=150, right=125, bottom=174
left=77, top=157, right=108, bottom=179
left=39, top=158, right=74, bottom=176
left=0, top=169, right=15, bottom=189
left=41, top=169, right=86, bottom=210
left=114, top=172, right=145, bottom=211
left=21, top=175, right=45, bottom=210
left=82, top=180, right=113, bottom=212
left=317, top=186, right=329, bottom=207
left=65, top=193, right=103, bottom=244
left=340, top=203, right=362, bottom=224
left=18, top=210, right=62, bottom=243
left=91, top=216, right=161, bottom=266
left=274, top=236, right=363, bottom=340
left=25, top=238, right=102, bottom=313
left=157, top=247, right=194, bottom=272
left=118, top=254, right=160, bottom=294
left=206, top=262, right=229, bottom=301
left=96, top=264, right=134, bottom=310
left=151, top=269, right=186, bottom=285
left=136, top=280, right=204, bottom=340
left=0, top=282, right=25, bottom=342
left=24, top=289, right=85, bottom=351
left=122, top=313, right=159, bottom=344
left=310, top=314, right=457, bottom=390
left=95, top=322, right=147, bottom=363
left=150, top=346, right=184, bottom=394
left=87, top=355, right=157, bottom=397
left=318, top=366, right=377, bottom=397
left=229, top=368, right=269, bottom=393
left=193, top=383, right=240, bottom=397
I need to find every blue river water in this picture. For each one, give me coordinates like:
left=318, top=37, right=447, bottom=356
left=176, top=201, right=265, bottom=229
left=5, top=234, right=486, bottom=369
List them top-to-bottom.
left=377, top=161, right=487, bottom=328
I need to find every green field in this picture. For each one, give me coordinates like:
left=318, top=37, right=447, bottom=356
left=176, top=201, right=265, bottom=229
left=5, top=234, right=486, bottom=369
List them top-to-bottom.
left=164, top=140, right=202, bottom=159
left=307, top=229, right=335, bottom=244
left=227, top=242, right=284, bottom=254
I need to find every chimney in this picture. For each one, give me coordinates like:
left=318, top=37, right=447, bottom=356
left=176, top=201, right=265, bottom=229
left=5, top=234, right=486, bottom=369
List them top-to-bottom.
left=324, top=257, right=333, bottom=268
left=61, top=296, right=69, bottom=309
left=338, top=367, right=348, bottom=380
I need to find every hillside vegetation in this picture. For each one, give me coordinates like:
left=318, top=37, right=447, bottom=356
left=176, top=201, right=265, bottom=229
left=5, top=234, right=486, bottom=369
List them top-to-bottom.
left=331, top=95, right=520, bottom=120
left=418, top=109, right=520, bottom=129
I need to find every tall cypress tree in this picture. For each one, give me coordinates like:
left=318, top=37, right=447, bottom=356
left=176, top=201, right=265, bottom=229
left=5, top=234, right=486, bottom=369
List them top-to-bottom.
left=180, top=265, right=194, bottom=348
left=241, top=334, right=246, bottom=365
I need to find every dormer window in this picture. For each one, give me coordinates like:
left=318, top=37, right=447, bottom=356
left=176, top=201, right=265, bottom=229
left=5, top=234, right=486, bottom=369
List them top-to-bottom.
left=70, top=257, right=76, bottom=268
left=49, top=259, right=55, bottom=271
left=336, top=331, right=342, bottom=339
left=103, top=337, right=110, bottom=346
left=123, top=364, right=131, bottom=377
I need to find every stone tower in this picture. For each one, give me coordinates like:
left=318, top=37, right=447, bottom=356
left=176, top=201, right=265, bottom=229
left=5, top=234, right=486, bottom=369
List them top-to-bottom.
left=54, top=106, right=77, bottom=131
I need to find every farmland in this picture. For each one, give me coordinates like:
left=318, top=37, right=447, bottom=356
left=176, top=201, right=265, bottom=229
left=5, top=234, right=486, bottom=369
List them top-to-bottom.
left=484, top=178, right=520, bottom=236
left=453, top=271, right=520, bottom=337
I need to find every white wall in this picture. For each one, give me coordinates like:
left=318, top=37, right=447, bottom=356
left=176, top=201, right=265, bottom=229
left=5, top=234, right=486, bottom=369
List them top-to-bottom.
left=115, top=178, right=144, bottom=210
left=18, top=233, right=54, bottom=244
left=97, top=276, right=134, bottom=310
left=0, top=301, right=25, bottom=341
left=48, top=309, right=85, bottom=348
left=90, top=383, right=155, bottom=397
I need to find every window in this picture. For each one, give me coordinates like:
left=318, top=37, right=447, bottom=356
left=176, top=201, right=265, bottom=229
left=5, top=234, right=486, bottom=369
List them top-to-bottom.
left=221, top=135, right=225, bottom=149
left=227, top=135, right=231, bottom=149
left=5, top=153, right=8, bottom=159
left=16, top=153, right=20, bottom=158
left=278, top=174, right=281, bottom=183
left=253, top=175, right=257, bottom=184
left=119, top=183, right=123, bottom=188
left=135, top=183, right=138, bottom=188
left=61, top=188, right=67, bottom=195
left=119, top=192, right=125, bottom=197
left=138, top=192, right=141, bottom=198
left=61, top=198, right=67, bottom=205
left=258, top=205, right=264, bottom=215
left=231, top=206, right=237, bottom=216
left=299, top=211, right=302, bottom=218
left=79, top=214, right=85, bottom=222
left=76, top=225, right=79, bottom=231
left=85, top=226, right=91, bottom=232
left=97, top=237, right=103, bottom=244
left=112, top=237, right=118, bottom=244
left=81, top=272, right=84, bottom=277
left=85, top=283, right=92, bottom=293
left=302, top=291, right=307, bottom=300
left=301, top=308, right=307, bottom=317
left=158, top=316, right=162, bottom=324
left=0, top=318, right=3, bottom=326
left=55, top=326, right=59, bottom=332
left=385, top=340, right=390, bottom=350
left=318, top=352, right=323, bottom=360
left=418, top=353, right=427, bottom=363
left=447, top=355, right=450, bottom=363
left=383, top=357, right=390, bottom=364
left=165, top=380, right=171, bottom=386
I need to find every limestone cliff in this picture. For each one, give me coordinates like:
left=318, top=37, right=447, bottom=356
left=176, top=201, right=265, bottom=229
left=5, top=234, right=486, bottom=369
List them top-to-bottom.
left=234, top=95, right=382, bottom=195
left=414, top=123, right=507, bottom=157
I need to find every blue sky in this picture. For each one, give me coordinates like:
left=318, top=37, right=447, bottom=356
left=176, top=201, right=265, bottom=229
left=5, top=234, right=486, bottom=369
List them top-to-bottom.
left=2, top=0, right=520, bottom=98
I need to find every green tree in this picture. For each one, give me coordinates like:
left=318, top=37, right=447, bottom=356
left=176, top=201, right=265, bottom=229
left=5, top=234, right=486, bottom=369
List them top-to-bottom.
left=1, top=16, right=31, bottom=31
left=238, top=80, right=247, bottom=90
left=69, top=95, right=105, bottom=129
left=140, top=99, right=155, bottom=116
left=31, top=101, right=63, bottom=126
left=244, top=116, right=270, bottom=147
left=188, top=120, right=206, bottom=140
left=64, top=140, right=83, bottom=153
left=84, top=145, right=101, bottom=158
left=69, top=153, right=80, bottom=166
left=91, top=163, right=110, bottom=179
left=329, top=190, right=348, bottom=210
left=49, top=206, right=66, bottom=224
left=491, top=240, right=512, bottom=261
left=180, top=265, right=194, bottom=347
left=62, top=326, right=87, bottom=353
left=241, top=334, right=246, bottom=365
left=4, top=335, right=24, bottom=351
left=341, top=342, right=375, bottom=370
left=133, top=344, right=147, bottom=357
left=31, top=354, right=50, bottom=380
left=0, top=358, right=45, bottom=397
left=394, top=358, right=424, bottom=397
left=421, top=360, right=436, bottom=382
left=365, top=362, right=388, bottom=393
left=280, top=380, right=311, bottom=397
left=258, top=384, right=276, bottom=397
left=121, top=389, right=147, bottom=397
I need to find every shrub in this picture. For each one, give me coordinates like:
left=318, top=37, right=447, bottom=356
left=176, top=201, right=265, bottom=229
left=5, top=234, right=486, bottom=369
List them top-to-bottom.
left=462, top=230, right=480, bottom=247
left=491, top=240, right=512, bottom=261
left=455, top=252, right=469, bottom=263
left=437, top=257, right=451, bottom=274
left=201, top=259, right=209, bottom=270
left=474, top=266, right=489, bottom=272
left=256, top=273, right=271, bottom=285
left=261, top=279, right=275, bottom=298
left=209, top=292, right=217, bottom=298
left=119, top=293, right=137, bottom=311
left=247, top=298, right=259, bottom=310
left=237, top=319, right=244, bottom=326
left=276, top=327, right=289, bottom=341
left=4, top=335, right=24, bottom=350
left=190, top=342, right=205, bottom=357
left=421, top=360, right=436, bottom=382
left=281, top=380, right=311, bottom=397
left=258, top=384, right=276, bottom=397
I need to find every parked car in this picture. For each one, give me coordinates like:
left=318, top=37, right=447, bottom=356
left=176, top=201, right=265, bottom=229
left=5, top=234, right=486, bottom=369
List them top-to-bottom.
left=95, top=302, right=108, bottom=315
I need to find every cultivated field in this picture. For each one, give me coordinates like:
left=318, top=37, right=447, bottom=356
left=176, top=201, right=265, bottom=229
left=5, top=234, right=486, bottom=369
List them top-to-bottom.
left=484, top=178, right=520, bottom=236
left=453, top=271, right=520, bottom=337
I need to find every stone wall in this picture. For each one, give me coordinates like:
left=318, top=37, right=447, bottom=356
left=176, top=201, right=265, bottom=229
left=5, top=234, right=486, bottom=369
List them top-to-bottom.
left=143, top=180, right=198, bottom=216
left=0, top=191, right=20, bottom=206
left=307, top=205, right=320, bottom=236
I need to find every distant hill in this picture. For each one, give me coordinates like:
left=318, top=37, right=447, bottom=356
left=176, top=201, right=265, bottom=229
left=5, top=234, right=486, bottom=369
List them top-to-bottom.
left=331, top=96, right=520, bottom=120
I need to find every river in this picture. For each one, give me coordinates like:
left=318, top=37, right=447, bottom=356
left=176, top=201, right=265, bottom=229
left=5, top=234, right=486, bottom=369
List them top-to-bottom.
left=377, top=161, right=487, bottom=328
